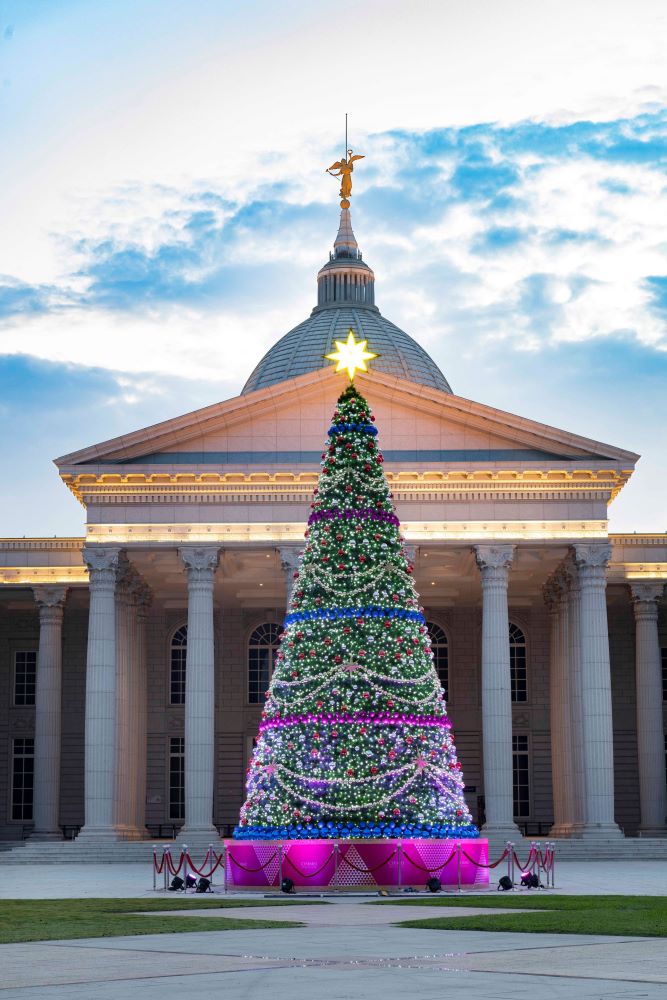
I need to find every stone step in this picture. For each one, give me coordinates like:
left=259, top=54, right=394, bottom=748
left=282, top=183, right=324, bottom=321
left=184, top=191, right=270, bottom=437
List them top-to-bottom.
left=3, top=835, right=667, bottom=865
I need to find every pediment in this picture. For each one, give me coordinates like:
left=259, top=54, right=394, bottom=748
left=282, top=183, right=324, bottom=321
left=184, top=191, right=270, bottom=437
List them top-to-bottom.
left=55, top=367, right=639, bottom=473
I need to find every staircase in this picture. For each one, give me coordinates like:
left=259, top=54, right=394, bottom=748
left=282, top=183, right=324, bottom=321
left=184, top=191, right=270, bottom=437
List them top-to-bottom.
left=2, top=833, right=667, bottom=865
left=0, top=834, right=223, bottom=865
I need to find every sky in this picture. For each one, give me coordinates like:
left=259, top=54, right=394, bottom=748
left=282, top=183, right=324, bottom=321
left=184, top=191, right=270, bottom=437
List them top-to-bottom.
left=0, top=0, right=666, bottom=536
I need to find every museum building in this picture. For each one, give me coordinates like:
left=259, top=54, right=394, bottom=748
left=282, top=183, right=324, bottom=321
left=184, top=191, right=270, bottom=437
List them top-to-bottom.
left=1, top=206, right=666, bottom=851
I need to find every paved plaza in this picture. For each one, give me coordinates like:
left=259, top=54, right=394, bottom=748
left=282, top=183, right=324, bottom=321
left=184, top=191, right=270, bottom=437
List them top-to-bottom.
left=0, top=861, right=666, bottom=998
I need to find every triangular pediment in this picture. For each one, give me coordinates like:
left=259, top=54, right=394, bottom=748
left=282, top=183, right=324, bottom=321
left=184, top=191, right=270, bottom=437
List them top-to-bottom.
left=55, top=367, right=639, bottom=473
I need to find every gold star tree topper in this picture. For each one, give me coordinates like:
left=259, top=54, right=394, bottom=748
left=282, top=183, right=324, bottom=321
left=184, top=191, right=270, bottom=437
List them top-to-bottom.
left=325, top=330, right=378, bottom=381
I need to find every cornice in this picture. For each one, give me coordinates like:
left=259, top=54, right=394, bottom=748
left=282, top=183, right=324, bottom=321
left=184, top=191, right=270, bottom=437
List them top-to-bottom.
left=60, top=467, right=633, bottom=506
left=0, top=538, right=84, bottom=551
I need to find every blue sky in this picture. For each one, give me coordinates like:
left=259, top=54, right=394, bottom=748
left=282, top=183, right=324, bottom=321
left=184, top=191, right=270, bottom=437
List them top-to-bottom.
left=0, top=0, right=666, bottom=535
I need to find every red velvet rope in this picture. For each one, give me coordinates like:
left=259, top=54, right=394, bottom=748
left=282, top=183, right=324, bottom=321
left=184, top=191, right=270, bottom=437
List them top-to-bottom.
left=461, top=848, right=508, bottom=869
left=512, top=848, right=535, bottom=871
left=338, top=849, right=398, bottom=874
left=401, top=849, right=457, bottom=873
left=227, top=850, right=279, bottom=873
left=284, top=850, right=337, bottom=878
left=166, top=851, right=185, bottom=876
left=185, top=851, right=225, bottom=878
left=153, top=852, right=166, bottom=874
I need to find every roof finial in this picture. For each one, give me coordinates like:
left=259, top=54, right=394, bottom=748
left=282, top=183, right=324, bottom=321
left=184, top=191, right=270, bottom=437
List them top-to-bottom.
left=326, top=115, right=364, bottom=209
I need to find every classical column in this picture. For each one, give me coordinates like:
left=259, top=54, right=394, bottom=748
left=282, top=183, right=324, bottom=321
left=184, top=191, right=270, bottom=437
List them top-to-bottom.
left=573, top=543, right=621, bottom=836
left=474, top=544, right=520, bottom=837
left=79, top=546, right=120, bottom=839
left=180, top=546, right=220, bottom=834
left=278, top=546, right=303, bottom=606
left=566, top=563, right=585, bottom=832
left=113, top=565, right=135, bottom=838
left=544, top=568, right=581, bottom=836
left=630, top=582, right=667, bottom=836
left=132, top=585, right=151, bottom=837
left=30, top=586, right=68, bottom=839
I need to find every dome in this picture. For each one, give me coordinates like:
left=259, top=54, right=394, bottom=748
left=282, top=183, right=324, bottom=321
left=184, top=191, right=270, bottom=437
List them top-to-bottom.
left=241, top=209, right=452, bottom=395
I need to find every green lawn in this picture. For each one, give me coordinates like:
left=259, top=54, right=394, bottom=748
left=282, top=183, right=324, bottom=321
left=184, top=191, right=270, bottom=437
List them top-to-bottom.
left=379, top=894, right=667, bottom=937
left=0, top=897, right=310, bottom=944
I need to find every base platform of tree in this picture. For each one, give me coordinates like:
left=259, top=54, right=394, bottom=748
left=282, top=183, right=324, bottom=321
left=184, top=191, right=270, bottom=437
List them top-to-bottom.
left=224, top=838, right=490, bottom=890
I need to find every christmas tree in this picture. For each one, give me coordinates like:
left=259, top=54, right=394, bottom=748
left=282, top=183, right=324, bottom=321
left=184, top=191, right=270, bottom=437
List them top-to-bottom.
left=236, top=375, right=477, bottom=841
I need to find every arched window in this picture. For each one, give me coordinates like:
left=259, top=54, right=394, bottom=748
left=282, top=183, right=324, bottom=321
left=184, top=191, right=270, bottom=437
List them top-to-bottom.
left=427, top=622, right=449, bottom=694
left=509, top=622, right=527, bottom=703
left=248, top=623, right=281, bottom=704
left=170, top=625, right=187, bottom=705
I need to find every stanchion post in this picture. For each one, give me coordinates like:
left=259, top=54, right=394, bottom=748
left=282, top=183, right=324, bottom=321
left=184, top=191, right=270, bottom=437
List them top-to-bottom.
left=223, top=841, right=228, bottom=894
left=334, top=841, right=339, bottom=892
left=397, top=841, right=402, bottom=891
left=456, top=841, right=462, bottom=893
left=505, top=841, right=512, bottom=885
left=509, top=841, right=515, bottom=885
left=278, top=842, right=283, bottom=891
left=550, top=842, right=556, bottom=888
left=208, top=843, right=213, bottom=887
left=182, top=844, right=188, bottom=891
left=152, top=846, right=157, bottom=891
left=163, top=847, right=169, bottom=891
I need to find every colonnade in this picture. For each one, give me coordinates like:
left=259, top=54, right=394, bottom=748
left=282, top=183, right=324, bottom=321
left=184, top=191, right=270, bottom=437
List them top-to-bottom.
left=23, top=542, right=667, bottom=841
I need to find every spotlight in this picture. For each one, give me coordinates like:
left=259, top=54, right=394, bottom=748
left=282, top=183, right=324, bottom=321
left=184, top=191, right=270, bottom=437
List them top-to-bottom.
left=520, top=871, right=540, bottom=889
left=185, top=874, right=197, bottom=889
left=169, top=876, right=184, bottom=891
left=497, top=876, right=513, bottom=891
left=196, top=877, right=211, bottom=894
left=281, top=877, right=295, bottom=894
left=426, top=877, right=442, bottom=893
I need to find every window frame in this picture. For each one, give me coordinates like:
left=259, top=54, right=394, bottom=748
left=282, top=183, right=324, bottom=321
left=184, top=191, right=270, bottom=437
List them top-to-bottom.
left=425, top=620, right=450, bottom=699
left=509, top=621, right=528, bottom=704
left=247, top=622, right=282, bottom=705
left=168, top=624, right=188, bottom=706
left=13, top=648, right=37, bottom=707
left=512, top=732, right=531, bottom=819
left=167, top=735, right=185, bottom=822
left=11, top=736, right=35, bottom=823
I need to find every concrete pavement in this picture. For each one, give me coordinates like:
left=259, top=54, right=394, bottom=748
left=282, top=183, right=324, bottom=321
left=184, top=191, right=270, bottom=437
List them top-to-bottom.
left=0, top=862, right=666, bottom=998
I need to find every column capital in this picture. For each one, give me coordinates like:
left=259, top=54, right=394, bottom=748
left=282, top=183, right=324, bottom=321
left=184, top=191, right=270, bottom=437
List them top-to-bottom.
left=572, top=542, right=612, bottom=577
left=403, top=543, right=419, bottom=567
left=474, top=544, right=515, bottom=581
left=278, top=545, right=302, bottom=576
left=83, top=546, right=120, bottom=588
left=179, top=546, right=220, bottom=583
left=542, top=563, right=573, bottom=613
left=630, top=581, right=665, bottom=617
left=135, top=583, right=153, bottom=622
left=32, top=586, right=68, bottom=617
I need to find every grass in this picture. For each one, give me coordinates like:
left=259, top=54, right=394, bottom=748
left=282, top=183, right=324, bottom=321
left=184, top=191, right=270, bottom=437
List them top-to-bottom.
left=379, top=894, right=667, bottom=937
left=0, top=897, right=310, bottom=944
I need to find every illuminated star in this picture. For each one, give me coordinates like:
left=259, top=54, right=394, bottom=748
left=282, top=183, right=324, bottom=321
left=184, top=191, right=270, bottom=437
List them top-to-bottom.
left=325, top=330, right=378, bottom=381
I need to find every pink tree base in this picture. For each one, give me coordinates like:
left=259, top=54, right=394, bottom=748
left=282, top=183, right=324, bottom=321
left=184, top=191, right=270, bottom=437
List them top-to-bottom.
left=225, top=838, right=489, bottom=890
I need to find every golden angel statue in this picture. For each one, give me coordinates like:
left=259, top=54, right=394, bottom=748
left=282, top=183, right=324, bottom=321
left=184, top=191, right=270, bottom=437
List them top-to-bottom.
left=326, top=149, right=365, bottom=207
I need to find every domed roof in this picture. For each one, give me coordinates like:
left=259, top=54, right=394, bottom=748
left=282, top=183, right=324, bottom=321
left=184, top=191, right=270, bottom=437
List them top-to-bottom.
left=241, top=209, right=452, bottom=396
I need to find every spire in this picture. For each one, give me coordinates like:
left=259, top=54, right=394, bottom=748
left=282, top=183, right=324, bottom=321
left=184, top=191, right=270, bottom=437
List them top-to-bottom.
left=333, top=207, right=359, bottom=259
left=314, top=209, right=376, bottom=312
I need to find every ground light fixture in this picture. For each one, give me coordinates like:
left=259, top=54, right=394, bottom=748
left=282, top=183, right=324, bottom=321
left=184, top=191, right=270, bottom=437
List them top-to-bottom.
left=520, top=871, right=540, bottom=889
left=185, top=874, right=197, bottom=889
left=169, top=876, right=184, bottom=891
left=497, top=876, right=513, bottom=891
left=196, top=877, right=211, bottom=893
left=281, top=877, right=295, bottom=894
left=426, top=877, right=442, bottom=893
